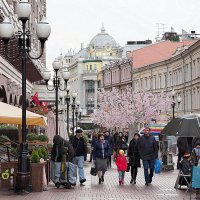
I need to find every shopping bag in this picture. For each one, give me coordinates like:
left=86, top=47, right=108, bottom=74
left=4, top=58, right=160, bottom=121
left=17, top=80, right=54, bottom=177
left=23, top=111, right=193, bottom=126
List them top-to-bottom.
left=155, top=159, right=162, bottom=174
left=67, top=162, right=78, bottom=185
left=90, top=163, right=97, bottom=176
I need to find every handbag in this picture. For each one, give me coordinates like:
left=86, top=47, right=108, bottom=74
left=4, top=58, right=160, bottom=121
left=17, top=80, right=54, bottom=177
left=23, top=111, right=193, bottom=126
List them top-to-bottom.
left=90, top=163, right=97, bottom=176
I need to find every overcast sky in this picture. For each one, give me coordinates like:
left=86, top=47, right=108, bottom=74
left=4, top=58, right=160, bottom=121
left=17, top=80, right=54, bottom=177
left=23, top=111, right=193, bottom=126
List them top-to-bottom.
left=46, top=0, right=200, bottom=69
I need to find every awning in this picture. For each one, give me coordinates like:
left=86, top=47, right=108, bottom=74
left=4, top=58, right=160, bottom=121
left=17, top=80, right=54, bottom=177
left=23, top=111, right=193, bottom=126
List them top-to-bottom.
left=0, top=102, right=47, bottom=126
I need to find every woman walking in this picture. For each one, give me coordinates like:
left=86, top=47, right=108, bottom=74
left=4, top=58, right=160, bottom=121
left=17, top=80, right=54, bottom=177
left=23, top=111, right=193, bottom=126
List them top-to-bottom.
left=93, top=133, right=110, bottom=184
left=127, top=133, right=141, bottom=184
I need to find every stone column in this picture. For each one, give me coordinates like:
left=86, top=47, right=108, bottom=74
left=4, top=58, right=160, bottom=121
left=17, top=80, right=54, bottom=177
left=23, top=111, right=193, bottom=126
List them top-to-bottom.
left=94, top=80, right=98, bottom=108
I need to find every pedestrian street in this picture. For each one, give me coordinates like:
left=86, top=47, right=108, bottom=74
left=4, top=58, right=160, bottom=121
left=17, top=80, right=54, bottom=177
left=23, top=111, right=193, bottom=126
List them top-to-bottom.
left=0, top=156, right=192, bottom=200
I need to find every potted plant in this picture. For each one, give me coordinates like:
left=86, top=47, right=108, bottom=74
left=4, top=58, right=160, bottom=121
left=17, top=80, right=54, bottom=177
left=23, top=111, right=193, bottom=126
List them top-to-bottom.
left=26, top=133, right=38, bottom=142
left=27, top=133, right=48, bottom=147
left=30, top=148, right=47, bottom=192
left=31, top=149, right=40, bottom=163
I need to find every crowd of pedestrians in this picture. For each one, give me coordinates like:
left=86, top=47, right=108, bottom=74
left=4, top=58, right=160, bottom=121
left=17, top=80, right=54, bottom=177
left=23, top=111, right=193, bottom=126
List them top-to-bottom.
left=51, top=127, right=159, bottom=188
left=86, top=127, right=158, bottom=186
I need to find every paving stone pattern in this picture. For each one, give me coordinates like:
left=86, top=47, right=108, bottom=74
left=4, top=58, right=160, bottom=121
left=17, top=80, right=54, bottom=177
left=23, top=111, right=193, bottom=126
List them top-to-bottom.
left=0, top=158, right=195, bottom=200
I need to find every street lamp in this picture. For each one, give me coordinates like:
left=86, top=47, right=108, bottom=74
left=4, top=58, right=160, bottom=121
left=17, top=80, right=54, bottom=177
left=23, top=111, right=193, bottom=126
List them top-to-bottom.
left=0, top=0, right=51, bottom=191
left=43, top=59, right=70, bottom=135
left=65, top=85, right=71, bottom=135
left=171, top=89, right=182, bottom=118
left=71, top=91, right=78, bottom=136
left=75, top=100, right=80, bottom=130
left=79, top=108, right=82, bottom=120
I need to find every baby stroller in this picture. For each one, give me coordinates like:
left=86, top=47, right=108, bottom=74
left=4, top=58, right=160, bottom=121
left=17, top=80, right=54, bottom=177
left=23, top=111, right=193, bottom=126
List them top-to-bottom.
left=51, top=135, right=77, bottom=189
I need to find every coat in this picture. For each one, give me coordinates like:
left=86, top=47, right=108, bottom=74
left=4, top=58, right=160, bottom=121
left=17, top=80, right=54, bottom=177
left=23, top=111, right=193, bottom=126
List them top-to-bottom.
left=51, top=135, right=75, bottom=162
left=104, top=135, right=114, bottom=156
left=138, top=135, right=158, bottom=161
left=177, top=137, right=188, bottom=153
left=127, top=139, right=141, bottom=167
left=93, top=140, right=110, bottom=160
left=116, top=155, right=128, bottom=171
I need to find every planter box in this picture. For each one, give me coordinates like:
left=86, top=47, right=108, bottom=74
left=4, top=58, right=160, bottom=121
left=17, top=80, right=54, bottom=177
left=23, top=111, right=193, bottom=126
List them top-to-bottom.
left=27, top=140, right=48, bottom=147
left=30, top=162, right=46, bottom=192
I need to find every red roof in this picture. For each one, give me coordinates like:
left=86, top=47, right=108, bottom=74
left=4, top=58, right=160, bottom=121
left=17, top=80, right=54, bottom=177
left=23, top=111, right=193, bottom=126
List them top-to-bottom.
left=129, top=40, right=198, bottom=69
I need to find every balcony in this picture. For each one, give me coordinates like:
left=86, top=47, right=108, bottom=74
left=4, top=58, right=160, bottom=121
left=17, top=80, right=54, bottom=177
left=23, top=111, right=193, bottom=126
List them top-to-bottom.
left=82, top=70, right=98, bottom=81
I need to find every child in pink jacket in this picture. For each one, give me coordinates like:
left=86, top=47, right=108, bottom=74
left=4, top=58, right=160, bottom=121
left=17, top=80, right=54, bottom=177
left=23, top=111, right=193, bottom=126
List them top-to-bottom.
left=115, top=149, right=128, bottom=185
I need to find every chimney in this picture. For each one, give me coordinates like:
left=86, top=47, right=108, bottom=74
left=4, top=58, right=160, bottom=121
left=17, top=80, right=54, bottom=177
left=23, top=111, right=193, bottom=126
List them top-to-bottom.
left=81, top=43, right=84, bottom=50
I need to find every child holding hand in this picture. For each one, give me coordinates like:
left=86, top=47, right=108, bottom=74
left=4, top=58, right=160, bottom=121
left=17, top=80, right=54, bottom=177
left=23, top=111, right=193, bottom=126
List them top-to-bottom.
left=115, top=149, right=128, bottom=185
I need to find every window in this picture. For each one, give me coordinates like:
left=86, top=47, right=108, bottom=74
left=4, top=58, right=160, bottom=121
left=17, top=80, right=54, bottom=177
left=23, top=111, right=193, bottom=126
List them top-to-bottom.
left=94, top=64, right=97, bottom=70
left=90, top=65, right=92, bottom=70
left=164, top=73, right=166, bottom=88
left=159, top=75, right=161, bottom=89
left=140, top=78, right=143, bottom=89
left=145, top=78, right=147, bottom=89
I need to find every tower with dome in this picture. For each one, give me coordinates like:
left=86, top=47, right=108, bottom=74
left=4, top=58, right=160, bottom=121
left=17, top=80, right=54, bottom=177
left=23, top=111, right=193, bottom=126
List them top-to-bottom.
left=59, top=25, right=121, bottom=122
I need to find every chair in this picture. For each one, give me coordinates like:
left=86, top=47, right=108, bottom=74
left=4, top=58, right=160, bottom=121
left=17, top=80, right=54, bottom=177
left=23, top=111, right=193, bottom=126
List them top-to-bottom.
left=174, top=162, right=191, bottom=192
left=174, top=170, right=191, bottom=192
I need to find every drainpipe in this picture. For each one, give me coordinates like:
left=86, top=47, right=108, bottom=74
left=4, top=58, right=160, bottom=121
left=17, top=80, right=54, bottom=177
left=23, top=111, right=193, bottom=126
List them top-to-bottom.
left=181, top=53, right=186, bottom=114
left=189, top=54, right=193, bottom=113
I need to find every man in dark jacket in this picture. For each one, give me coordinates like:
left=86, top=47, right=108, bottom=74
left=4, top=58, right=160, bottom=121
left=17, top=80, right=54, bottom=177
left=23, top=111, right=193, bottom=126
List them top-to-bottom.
left=138, top=127, right=158, bottom=186
left=70, top=129, right=87, bottom=184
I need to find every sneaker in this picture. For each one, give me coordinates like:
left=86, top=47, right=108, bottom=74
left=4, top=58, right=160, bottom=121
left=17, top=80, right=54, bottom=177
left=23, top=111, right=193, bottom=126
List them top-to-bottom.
left=101, top=176, right=104, bottom=182
left=99, top=178, right=102, bottom=184
left=80, top=179, right=86, bottom=184
left=130, top=179, right=134, bottom=184
left=119, top=180, right=122, bottom=185
left=134, top=180, right=136, bottom=184
left=145, top=182, right=148, bottom=186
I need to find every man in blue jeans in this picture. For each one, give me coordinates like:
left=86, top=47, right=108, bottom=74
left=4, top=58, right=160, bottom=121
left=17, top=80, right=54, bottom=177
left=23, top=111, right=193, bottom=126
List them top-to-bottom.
left=138, top=127, right=158, bottom=186
left=70, top=129, right=87, bottom=185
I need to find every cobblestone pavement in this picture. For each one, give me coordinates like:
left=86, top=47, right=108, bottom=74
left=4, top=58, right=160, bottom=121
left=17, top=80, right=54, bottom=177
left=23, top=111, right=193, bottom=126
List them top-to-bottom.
left=0, top=158, right=195, bottom=200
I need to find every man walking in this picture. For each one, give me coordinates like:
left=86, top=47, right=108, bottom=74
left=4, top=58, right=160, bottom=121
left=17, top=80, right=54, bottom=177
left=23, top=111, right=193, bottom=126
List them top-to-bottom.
left=138, top=127, right=158, bottom=186
left=70, top=129, right=87, bottom=185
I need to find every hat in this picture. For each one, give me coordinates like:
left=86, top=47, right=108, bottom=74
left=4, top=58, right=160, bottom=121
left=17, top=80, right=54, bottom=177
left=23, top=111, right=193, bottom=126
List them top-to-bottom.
left=119, top=149, right=124, bottom=155
left=183, top=152, right=190, bottom=157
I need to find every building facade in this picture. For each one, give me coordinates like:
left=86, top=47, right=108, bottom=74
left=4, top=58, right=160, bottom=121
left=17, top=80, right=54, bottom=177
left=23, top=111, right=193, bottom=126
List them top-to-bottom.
left=0, top=0, right=48, bottom=106
left=61, top=26, right=121, bottom=116
left=101, top=39, right=200, bottom=117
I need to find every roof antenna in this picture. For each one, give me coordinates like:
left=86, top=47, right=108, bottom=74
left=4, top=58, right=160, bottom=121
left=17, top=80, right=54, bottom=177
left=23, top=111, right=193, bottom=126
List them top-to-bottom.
left=101, top=22, right=105, bottom=33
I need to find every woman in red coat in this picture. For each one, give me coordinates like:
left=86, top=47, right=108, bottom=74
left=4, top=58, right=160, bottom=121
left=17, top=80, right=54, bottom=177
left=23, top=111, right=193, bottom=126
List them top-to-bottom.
left=115, top=149, right=128, bottom=185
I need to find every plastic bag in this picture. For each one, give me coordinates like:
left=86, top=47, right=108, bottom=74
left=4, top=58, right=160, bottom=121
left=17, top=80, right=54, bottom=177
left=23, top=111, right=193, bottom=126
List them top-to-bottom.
left=155, top=159, right=162, bottom=174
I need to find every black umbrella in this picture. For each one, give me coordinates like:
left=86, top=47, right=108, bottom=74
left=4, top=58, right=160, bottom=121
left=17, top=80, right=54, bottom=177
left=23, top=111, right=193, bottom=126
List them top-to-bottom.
left=161, top=113, right=200, bottom=137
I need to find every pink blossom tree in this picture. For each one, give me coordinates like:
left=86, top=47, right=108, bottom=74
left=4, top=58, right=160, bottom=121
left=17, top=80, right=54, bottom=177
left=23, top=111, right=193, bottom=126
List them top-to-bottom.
left=90, top=87, right=172, bottom=129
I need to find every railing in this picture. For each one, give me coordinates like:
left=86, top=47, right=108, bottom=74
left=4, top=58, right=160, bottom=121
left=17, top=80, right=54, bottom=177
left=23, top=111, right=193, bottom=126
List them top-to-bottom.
left=83, top=70, right=98, bottom=74
left=0, top=136, right=19, bottom=162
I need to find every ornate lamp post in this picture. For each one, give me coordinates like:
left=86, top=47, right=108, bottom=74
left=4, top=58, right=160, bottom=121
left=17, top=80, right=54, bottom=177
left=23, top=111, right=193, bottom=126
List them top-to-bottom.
left=0, top=0, right=51, bottom=191
left=43, top=59, right=70, bottom=135
left=65, top=85, right=71, bottom=135
left=171, top=89, right=182, bottom=118
left=71, top=91, right=77, bottom=136
left=75, top=101, right=80, bottom=130
left=79, top=108, right=82, bottom=120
